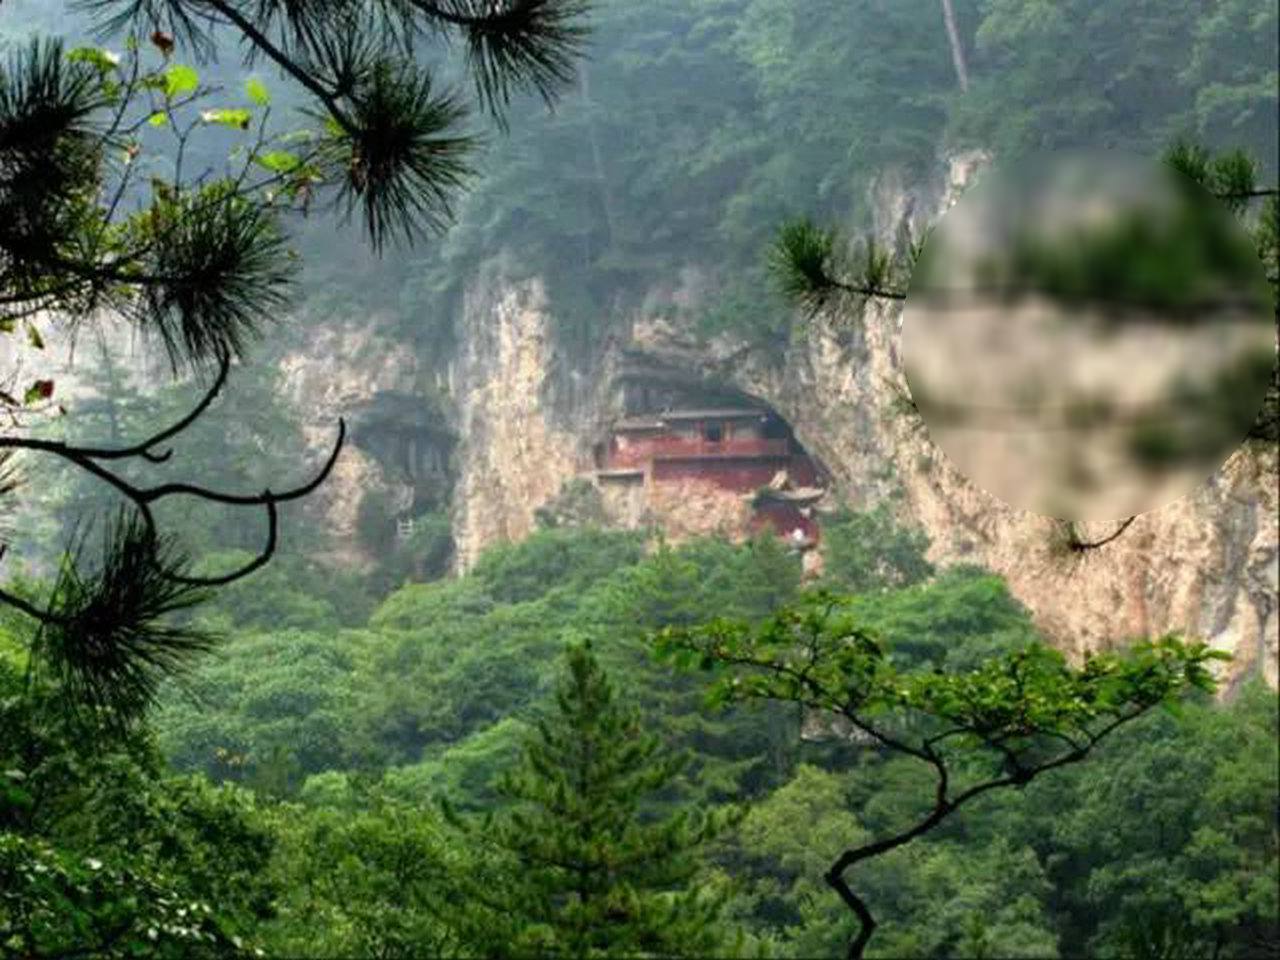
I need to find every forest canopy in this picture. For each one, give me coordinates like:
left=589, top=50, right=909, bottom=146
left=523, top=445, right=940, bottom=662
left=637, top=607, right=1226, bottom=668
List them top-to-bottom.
left=4, top=517, right=1274, bottom=957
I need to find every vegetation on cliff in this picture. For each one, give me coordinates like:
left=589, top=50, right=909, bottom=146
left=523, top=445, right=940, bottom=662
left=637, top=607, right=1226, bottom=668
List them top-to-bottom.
left=396, top=0, right=1277, bottom=355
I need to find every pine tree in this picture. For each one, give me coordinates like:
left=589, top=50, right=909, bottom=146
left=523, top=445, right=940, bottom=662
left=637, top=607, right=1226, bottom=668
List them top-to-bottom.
left=477, top=641, right=738, bottom=958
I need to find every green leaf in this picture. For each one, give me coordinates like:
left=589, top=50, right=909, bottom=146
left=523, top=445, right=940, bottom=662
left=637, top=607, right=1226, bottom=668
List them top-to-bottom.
left=67, top=46, right=120, bottom=73
left=164, top=64, right=199, bottom=99
left=246, top=77, right=270, bottom=106
left=200, top=108, right=252, bottom=130
left=147, top=112, right=168, bottom=128
left=255, top=150, right=301, bottom=174
left=0, top=317, right=15, bottom=334
left=25, top=322, right=44, bottom=349
left=23, top=380, right=54, bottom=405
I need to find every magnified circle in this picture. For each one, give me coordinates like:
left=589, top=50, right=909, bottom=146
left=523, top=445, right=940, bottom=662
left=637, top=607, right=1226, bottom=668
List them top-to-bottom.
left=902, top=150, right=1275, bottom=522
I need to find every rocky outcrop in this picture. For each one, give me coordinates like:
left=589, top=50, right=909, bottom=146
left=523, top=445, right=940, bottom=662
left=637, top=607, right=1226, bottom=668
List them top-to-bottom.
left=424, top=154, right=1277, bottom=691
left=445, top=264, right=598, bottom=570
left=438, top=267, right=1276, bottom=689
left=731, top=295, right=1278, bottom=693
left=277, top=313, right=436, bottom=570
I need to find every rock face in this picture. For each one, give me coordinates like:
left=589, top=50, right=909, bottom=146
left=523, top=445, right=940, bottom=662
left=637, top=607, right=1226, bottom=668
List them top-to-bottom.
left=17, top=146, right=1270, bottom=690
left=302, top=156, right=1278, bottom=692
left=445, top=263, right=600, bottom=571
left=730, top=299, right=1279, bottom=694
left=278, top=313, right=424, bottom=570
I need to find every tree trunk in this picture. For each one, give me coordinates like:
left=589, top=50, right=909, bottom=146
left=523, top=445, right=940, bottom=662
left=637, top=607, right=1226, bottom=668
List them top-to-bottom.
left=939, top=0, right=970, bottom=92
left=580, top=66, right=618, bottom=251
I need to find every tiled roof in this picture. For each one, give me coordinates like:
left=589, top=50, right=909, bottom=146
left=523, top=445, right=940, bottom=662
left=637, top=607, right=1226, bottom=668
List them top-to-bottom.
left=657, top=407, right=767, bottom=421
left=613, top=408, right=767, bottom=430
left=612, top=417, right=668, bottom=431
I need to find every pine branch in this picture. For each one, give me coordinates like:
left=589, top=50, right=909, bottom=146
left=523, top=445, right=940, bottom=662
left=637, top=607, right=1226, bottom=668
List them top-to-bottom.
left=202, top=0, right=359, bottom=133
left=404, top=0, right=589, bottom=116
left=326, top=56, right=476, bottom=251
left=768, top=219, right=909, bottom=315
left=49, top=355, right=231, bottom=463
left=28, top=509, right=215, bottom=725
left=1059, top=517, right=1137, bottom=553
left=659, top=598, right=1224, bottom=960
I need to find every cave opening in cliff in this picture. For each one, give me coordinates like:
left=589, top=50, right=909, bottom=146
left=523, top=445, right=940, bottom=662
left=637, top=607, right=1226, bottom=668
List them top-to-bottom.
left=349, top=390, right=456, bottom=517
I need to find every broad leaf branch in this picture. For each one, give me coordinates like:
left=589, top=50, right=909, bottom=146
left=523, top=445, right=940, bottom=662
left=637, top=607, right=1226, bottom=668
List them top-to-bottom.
left=656, top=594, right=1227, bottom=959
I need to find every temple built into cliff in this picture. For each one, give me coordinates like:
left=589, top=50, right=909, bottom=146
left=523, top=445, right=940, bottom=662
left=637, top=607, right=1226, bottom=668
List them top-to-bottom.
left=595, top=407, right=825, bottom=546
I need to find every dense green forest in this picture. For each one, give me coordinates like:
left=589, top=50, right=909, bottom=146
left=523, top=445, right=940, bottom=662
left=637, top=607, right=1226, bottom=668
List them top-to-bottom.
left=2, top=0, right=1278, bottom=958
left=4, top=518, right=1276, bottom=956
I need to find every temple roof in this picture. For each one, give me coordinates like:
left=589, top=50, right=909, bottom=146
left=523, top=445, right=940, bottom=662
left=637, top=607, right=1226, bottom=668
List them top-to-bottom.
left=658, top=407, right=768, bottom=421
left=613, top=408, right=768, bottom=431
left=612, top=416, right=667, bottom=432
left=755, top=486, right=826, bottom=505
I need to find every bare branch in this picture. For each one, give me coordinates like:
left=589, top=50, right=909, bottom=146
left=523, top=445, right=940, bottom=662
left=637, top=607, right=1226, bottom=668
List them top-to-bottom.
left=0, top=362, right=345, bottom=594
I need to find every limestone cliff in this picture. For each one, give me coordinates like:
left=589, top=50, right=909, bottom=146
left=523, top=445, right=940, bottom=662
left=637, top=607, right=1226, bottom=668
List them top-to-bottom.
left=18, top=152, right=1271, bottom=692
left=415, top=156, right=1277, bottom=692
left=445, top=263, right=596, bottom=570
left=278, top=311, right=424, bottom=570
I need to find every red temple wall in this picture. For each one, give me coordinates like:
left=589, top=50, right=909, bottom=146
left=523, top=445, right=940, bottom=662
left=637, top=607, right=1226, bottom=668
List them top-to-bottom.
left=601, top=425, right=823, bottom=544
left=610, top=435, right=791, bottom=468
left=645, top=455, right=817, bottom=489
left=650, top=458, right=786, bottom=492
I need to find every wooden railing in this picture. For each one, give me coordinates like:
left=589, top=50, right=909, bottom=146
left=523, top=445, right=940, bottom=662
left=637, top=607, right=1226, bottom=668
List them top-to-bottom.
left=608, top=437, right=790, bottom=468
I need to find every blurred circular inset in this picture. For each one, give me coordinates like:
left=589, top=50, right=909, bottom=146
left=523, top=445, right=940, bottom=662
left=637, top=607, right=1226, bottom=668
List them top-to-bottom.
left=901, top=150, right=1275, bottom=522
